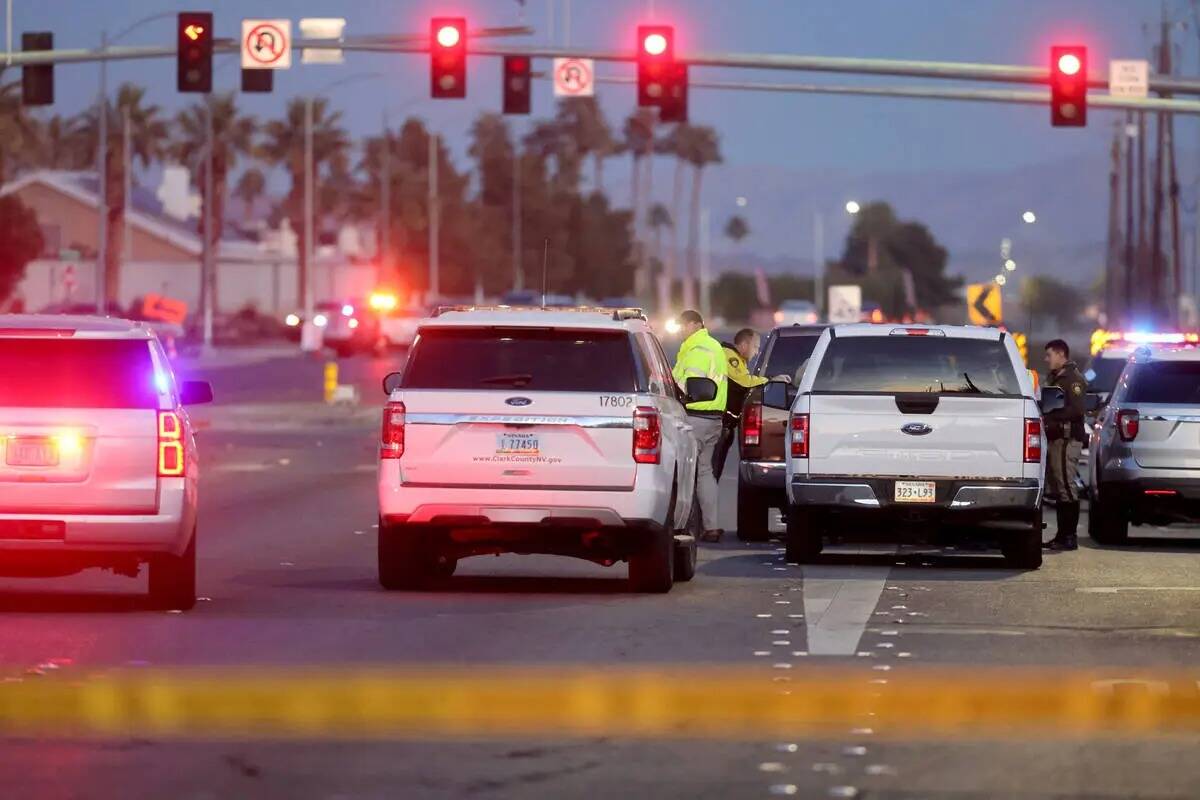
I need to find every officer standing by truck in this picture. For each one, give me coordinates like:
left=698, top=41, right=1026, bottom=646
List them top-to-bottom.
left=672, top=310, right=729, bottom=543
left=713, top=328, right=768, bottom=480
left=1043, top=339, right=1087, bottom=551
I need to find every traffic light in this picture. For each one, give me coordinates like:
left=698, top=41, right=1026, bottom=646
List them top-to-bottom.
left=177, top=12, right=213, bottom=93
left=430, top=17, right=467, bottom=98
left=637, top=24, right=675, bottom=108
left=21, top=32, right=53, bottom=106
left=1050, top=45, right=1087, bottom=127
left=502, top=55, right=531, bottom=114
left=660, top=63, right=688, bottom=122
left=241, top=69, right=273, bottom=94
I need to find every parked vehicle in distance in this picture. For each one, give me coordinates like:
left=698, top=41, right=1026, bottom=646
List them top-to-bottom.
left=774, top=299, right=819, bottom=326
left=377, top=306, right=701, bottom=593
left=0, top=315, right=213, bottom=609
left=736, top=324, right=828, bottom=541
left=772, top=324, right=1056, bottom=568
left=1088, top=346, right=1200, bottom=544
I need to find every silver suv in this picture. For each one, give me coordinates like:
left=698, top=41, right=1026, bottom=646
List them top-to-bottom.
left=1088, top=346, right=1200, bottom=544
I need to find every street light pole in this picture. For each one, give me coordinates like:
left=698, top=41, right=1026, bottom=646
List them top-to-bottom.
left=96, top=29, right=108, bottom=310
left=301, top=96, right=316, bottom=351
left=202, top=99, right=215, bottom=351
left=379, top=112, right=391, bottom=289
left=512, top=140, right=522, bottom=291
left=813, top=210, right=824, bottom=317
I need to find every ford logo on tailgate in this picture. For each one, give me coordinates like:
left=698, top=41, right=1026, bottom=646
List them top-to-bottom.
left=505, top=397, right=533, bottom=407
left=901, top=423, right=933, bottom=436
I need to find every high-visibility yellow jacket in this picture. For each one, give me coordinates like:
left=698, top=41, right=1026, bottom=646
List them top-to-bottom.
left=672, top=328, right=728, bottom=415
left=721, top=342, right=768, bottom=417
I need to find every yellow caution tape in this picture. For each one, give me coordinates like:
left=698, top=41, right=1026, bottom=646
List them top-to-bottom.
left=0, top=666, right=1197, bottom=740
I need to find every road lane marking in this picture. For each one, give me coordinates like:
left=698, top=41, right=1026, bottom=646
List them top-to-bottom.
left=801, top=559, right=893, bottom=656
left=1077, top=587, right=1200, bottom=594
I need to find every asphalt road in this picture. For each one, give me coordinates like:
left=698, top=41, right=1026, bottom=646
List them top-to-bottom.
left=1, top=351, right=1198, bottom=799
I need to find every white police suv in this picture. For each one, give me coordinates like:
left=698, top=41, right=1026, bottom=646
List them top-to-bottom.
left=376, top=307, right=703, bottom=592
left=766, top=324, right=1062, bottom=569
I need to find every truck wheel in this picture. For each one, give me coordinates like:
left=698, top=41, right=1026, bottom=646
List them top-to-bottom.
left=736, top=480, right=770, bottom=542
left=1088, top=493, right=1129, bottom=545
left=784, top=507, right=822, bottom=564
left=1003, top=508, right=1043, bottom=569
left=378, top=518, right=430, bottom=590
left=629, top=525, right=675, bottom=593
left=149, top=527, right=197, bottom=611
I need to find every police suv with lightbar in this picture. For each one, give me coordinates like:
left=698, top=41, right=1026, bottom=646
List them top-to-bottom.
left=376, top=307, right=703, bottom=592
left=767, top=324, right=1064, bottom=568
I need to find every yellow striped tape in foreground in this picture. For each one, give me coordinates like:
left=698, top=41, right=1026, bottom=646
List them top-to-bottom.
left=0, top=667, right=1198, bottom=740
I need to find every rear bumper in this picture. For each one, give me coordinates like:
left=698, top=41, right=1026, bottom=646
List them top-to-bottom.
left=739, top=460, right=787, bottom=492
left=1097, top=475, right=1200, bottom=523
left=789, top=476, right=1040, bottom=520
left=0, top=480, right=194, bottom=557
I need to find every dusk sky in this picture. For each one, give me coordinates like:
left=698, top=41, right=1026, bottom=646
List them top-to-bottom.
left=8, top=0, right=1167, bottom=174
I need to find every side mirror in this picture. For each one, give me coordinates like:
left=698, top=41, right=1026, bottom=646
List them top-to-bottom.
left=382, top=371, right=403, bottom=396
left=685, top=377, right=718, bottom=404
left=179, top=380, right=213, bottom=405
left=762, top=380, right=796, bottom=411
left=1040, top=386, right=1066, bottom=414
left=1085, top=393, right=1105, bottom=414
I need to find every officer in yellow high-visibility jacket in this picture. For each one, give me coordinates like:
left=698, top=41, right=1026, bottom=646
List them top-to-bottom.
left=671, top=310, right=728, bottom=542
left=713, top=328, right=769, bottom=480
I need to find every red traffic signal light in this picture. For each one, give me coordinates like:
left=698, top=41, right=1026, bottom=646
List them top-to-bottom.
left=176, top=12, right=213, bottom=93
left=431, top=17, right=467, bottom=99
left=637, top=24, right=675, bottom=107
left=1050, top=45, right=1087, bottom=127
left=503, top=55, right=531, bottom=115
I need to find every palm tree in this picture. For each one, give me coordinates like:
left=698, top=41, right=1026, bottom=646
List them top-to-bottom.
left=0, top=81, right=40, bottom=182
left=77, top=83, right=169, bottom=305
left=171, top=94, right=257, bottom=314
left=259, top=97, right=351, bottom=308
left=555, top=97, right=616, bottom=194
left=622, top=109, right=657, bottom=299
left=34, top=115, right=89, bottom=170
left=660, top=124, right=690, bottom=306
left=676, top=125, right=722, bottom=309
left=234, top=167, right=266, bottom=215
left=648, top=203, right=673, bottom=310
left=724, top=215, right=750, bottom=246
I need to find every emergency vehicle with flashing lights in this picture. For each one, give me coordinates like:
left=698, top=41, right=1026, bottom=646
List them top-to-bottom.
left=376, top=306, right=702, bottom=593
left=0, top=316, right=213, bottom=609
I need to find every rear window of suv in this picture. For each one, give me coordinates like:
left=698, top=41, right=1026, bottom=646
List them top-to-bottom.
left=403, top=327, right=638, bottom=392
left=762, top=334, right=822, bottom=382
left=812, top=335, right=1021, bottom=396
left=0, top=338, right=159, bottom=408
left=1126, top=362, right=1200, bottom=404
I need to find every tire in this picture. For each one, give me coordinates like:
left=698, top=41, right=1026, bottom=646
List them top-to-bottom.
left=736, top=480, right=771, bottom=542
left=1088, top=492, right=1129, bottom=545
left=784, top=507, right=822, bottom=564
left=1002, top=507, right=1043, bottom=569
left=378, top=518, right=432, bottom=590
left=629, top=525, right=675, bottom=593
left=149, top=528, right=197, bottom=611
left=431, top=556, right=458, bottom=579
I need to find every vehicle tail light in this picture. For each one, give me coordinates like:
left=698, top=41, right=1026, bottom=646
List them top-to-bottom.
left=380, top=401, right=406, bottom=459
left=742, top=401, right=762, bottom=447
left=633, top=406, right=661, bottom=464
left=1117, top=409, right=1140, bottom=441
left=157, top=410, right=185, bottom=477
left=790, top=413, right=809, bottom=458
left=1024, top=418, right=1042, bottom=463
left=1144, top=489, right=1178, bottom=496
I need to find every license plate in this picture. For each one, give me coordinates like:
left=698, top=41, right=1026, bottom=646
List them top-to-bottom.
left=496, top=433, right=540, bottom=455
left=6, top=438, right=58, bottom=467
left=894, top=480, right=936, bottom=504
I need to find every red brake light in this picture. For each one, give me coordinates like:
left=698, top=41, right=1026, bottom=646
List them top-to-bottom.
left=380, top=401, right=406, bottom=459
left=743, top=401, right=762, bottom=447
left=633, top=406, right=661, bottom=464
left=1117, top=409, right=1140, bottom=442
left=157, top=410, right=185, bottom=477
left=790, top=413, right=809, bottom=459
left=1024, top=418, right=1042, bottom=464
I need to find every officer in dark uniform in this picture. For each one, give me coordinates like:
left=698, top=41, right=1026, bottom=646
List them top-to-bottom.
left=1042, top=339, right=1087, bottom=551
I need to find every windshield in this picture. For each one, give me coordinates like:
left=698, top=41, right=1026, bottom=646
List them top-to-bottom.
left=403, top=328, right=637, bottom=392
left=762, top=334, right=822, bottom=382
left=812, top=335, right=1021, bottom=395
left=0, top=338, right=159, bottom=408
left=1088, top=353, right=1130, bottom=394
left=1126, top=361, right=1200, bottom=404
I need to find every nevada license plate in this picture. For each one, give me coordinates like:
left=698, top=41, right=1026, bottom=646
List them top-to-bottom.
left=496, top=433, right=540, bottom=455
left=6, top=438, right=58, bottom=467
left=894, top=480, right=936, bottom=504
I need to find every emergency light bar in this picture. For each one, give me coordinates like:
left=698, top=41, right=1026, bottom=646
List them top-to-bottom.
left=1090, top=329, right=1200, bottom=356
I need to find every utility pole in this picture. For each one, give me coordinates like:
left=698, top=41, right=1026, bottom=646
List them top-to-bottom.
left=1149, top=12, right=1169, bottom=321
left=95, top=29, right=108, bottom=310
left=301, top=96, right=315, bottom=351
left=202, top=99, right=214, bottom=351
left=1167, top=102, right=1183, bottom=323
left=1137, top=110, right=1148, bottom=317
left=380, top=113, right=391, bottom=289
left=1124, top=113, right=1135, bottom=325
left=1105, top=123, right=1122, bottom=326
left=428, top=131, right=440, bottom=301
left=512, top=140, right=523, bottom=291
left=813, top=210, right=825, bottom=317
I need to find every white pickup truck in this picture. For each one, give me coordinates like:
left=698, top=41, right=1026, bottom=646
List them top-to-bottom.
left=765, top=324, right=1063, bottom=569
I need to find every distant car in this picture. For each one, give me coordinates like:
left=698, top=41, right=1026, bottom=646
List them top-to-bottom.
left=322, top=299, right=385, bottom=357
left=774, top=299, right=819, bottom=326
left=40, top=302, right=184, bottom=351
left=377, top=306, right=701, bottom=592
left=379, top=307, right=428, bottom=350
left=0, top=315, right=213, bottom=609
left=736, top=324, right=828, bottom=541
left=774, top=324, right=1052, bottom=569
left=1088, top=346, right=1200, bottom=544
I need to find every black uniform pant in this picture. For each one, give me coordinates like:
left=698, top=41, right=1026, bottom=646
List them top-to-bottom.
left=713, top=415, right=737, bottom=481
